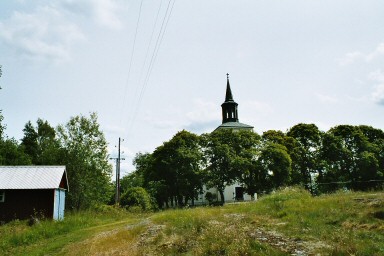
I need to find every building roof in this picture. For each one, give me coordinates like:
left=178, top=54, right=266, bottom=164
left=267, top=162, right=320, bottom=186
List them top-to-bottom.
left=214, top=121, right=254, bottom=132
left=0, top=166, right=68, bottom=190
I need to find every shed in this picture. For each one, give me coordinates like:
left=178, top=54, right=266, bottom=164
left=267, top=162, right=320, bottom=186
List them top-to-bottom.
left=0, top=166, right=68, bottom=222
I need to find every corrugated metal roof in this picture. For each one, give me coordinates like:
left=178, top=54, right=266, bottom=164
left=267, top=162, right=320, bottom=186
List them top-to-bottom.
left=0, top=166, right=67, bottom=190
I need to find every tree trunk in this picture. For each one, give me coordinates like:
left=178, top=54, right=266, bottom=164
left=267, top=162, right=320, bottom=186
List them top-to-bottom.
left=219, top=190, right=225, bottom=205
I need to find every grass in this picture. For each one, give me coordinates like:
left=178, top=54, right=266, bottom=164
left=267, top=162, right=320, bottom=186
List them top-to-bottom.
left=1, top=188, right=383, bottom=255
left=0, top=205, right=146, bottom=256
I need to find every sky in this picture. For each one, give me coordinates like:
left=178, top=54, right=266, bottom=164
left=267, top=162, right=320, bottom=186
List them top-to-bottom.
left=1, top=0, right=384, bottom=177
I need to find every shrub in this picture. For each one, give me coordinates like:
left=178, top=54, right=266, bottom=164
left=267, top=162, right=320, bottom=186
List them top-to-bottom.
left=120, top=187, right=152, bottom=211
left=205, top=192, right=219, bottom=206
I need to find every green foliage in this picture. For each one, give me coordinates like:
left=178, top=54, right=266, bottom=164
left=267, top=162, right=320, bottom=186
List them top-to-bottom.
left=0, top=111, right=4, bottom=140
left=57, top=112, right=113, bottom=210
left=21, top=119, right=63, bottom=165
left=287, top=123, right=322, bottom=190
left=318, top=125, right=384, bottom=192
left=201, top=129, right=241, bottom=203
left=140, top=130, right=203, bottom=208
left=0, top=138, right=31, bottom=165
left=260, top=143, right=291, bottom=189
left=120, top=171, right=144, bottom=195
left=120, top=187, right=152, bottom=211
left=204, top=191, right=217, bottom=204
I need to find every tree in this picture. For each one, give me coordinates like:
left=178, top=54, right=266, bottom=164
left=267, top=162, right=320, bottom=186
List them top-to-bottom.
left=0, top=65, right=4, bottom=138
left=0, top=111, right=5, bottom=142
left=57, top=112, right=113, bottom=210
left=21, top=119, right=62, bottom=165
left=21, top=121, right=39, bottom=162
left=287, top=123, right=322, bottom=192
left=328, top=125, right=383, bottom=190
left=201, top=129, right=240, bottom=205
left=149, top=130, right=203, bottom=207
left=231, top=130, right=261, bottom=199
left=317, top=132, right=351, bottom=192
left=0, top=138, right=31, bottom=165
left=260, top=143, right=291, bottom=190
left=355, top=151, right=381, bottom=190
left=120, top=171, right=144, bottom=195
left=120, top=187, right=152, bottom=211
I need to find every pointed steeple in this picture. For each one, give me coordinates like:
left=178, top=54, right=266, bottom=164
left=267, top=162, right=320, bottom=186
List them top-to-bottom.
left=214, top=73, right=254, bottom=131
left=221, top=73, right=239, bottom=123
left=225, top=73, right=234, bottom=102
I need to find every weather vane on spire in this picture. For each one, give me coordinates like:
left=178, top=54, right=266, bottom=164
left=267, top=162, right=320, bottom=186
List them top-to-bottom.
left=226, top=73, right=229, bottom=79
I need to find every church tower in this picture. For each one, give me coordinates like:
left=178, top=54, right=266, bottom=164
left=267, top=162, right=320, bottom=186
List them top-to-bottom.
left=214, top=74, right=254, bottom=131
left=221, top=74, right=239, bottom=123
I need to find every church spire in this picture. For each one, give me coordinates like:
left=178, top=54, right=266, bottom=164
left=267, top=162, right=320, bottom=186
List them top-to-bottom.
left=221, top=73, right=239, bottom=123
left=225, top=73, right=234, bottom=102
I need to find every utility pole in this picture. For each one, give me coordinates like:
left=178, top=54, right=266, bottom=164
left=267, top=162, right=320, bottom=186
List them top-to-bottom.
left=110, top=137, right=125, bottom=205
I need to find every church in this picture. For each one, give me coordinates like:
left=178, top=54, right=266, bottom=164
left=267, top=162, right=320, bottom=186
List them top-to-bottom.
left=195, top=74, right=257, bottom=205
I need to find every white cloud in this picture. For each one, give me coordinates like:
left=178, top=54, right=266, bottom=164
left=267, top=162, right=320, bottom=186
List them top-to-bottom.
left=60, top=0, right=125, bottom=30
left=0, top=5, right=85, bottom=63
left=338, top=42, right=384, bottom=66
left=366, top=42, right=384, bottom=62
left=338, top=44, right=384, bottom=106
left=337, top=51, right=364, bottom=66
left=368, top=69, right=384, bottom=105
left=368, top=69, right=384, bottom=82
left=372, top=84, right=384, bottom=105
left=316, top=93, right=339, bottom=104
left=185, top=99, right=217, bottom=123
left=243, top=100, right=274, bottom=116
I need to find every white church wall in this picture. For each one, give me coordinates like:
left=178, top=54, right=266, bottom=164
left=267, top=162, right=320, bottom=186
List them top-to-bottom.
left=191, top=183, right=257, bottom=206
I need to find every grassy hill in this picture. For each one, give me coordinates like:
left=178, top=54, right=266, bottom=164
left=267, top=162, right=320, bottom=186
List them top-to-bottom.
left=1, top=187, right=383, bottom=255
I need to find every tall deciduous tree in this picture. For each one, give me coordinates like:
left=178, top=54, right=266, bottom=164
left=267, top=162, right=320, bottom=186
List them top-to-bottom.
left=0, top=65, right=4, bottom=139
left=57, top=112, right=113, bottom=209
left=21, top=119, right=62, bottom=165
left=287, top=123, right=322, bottom=191
left=328, top=125, right=383, bottom=190
left=201, top=129, right=239, bottom=204
left=150, top=130, right=203, bottom=207
left=231, top=130, right=261, bottom=199
left=317, top=132, right=350, bottom=192
left=0, top=138, right=31, bottom=165
left=259, top=143, right=291, bottom=190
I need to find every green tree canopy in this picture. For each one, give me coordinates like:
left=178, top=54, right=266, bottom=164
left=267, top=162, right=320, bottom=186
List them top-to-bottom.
left=57, top=112, right=113, bottom=210
left=21, top=119, right=62, bottom=165
left=287, top=123, right=322, bottom=191
left=149, top=130, right=203, bottom=207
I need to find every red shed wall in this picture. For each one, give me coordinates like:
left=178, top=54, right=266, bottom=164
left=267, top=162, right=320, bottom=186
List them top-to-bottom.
left=0, top=189, right=54, bottom=222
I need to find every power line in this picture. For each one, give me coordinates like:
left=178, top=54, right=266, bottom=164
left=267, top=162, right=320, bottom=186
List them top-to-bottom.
left=119, top=0, right=144, bottom=128
left=123, top=0, right=164, bottom=133
left=126, top=0, right=176, bottom=135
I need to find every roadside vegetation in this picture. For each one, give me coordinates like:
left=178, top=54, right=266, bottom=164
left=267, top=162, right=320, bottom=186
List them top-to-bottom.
left=1, top=188, right=383, bottom=255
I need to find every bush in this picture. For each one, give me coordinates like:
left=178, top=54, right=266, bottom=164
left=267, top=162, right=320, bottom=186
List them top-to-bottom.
left=120, top=187, right=152, bottom=211
left=205, top=192, right=218, bottom=205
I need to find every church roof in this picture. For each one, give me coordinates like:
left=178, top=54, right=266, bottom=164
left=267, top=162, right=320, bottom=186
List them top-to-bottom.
left=214, top=121, right=254, bottom=132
